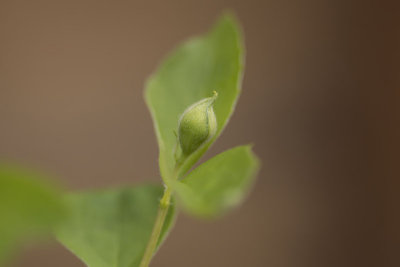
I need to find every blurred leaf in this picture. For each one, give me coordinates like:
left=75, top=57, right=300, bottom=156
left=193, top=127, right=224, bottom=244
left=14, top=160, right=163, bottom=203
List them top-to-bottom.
left=145, top=13, right=244, bottom=183
left=173, top=146, right=259, bottom=218
left=0, top=165, right=65, bottom=265
left=55, top=185, right=176, bottom=267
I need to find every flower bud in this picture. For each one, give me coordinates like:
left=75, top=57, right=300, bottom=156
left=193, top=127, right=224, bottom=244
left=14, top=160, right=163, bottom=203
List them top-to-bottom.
left=177, top=91, right=218, bottom=157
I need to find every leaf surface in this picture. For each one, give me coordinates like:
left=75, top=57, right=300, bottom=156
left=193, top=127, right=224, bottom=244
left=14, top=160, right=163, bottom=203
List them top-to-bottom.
left=145, top=13, right=244, bottom=182
left=173, top=146, right=259, bottom=218
left=0, top=165, right=65, bottom=265
left=56, top=185, right=176, bottom=267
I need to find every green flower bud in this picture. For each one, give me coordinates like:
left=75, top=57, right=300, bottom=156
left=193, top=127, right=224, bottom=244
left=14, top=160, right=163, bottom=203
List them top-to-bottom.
left=177, top=91, right=218, bottom=157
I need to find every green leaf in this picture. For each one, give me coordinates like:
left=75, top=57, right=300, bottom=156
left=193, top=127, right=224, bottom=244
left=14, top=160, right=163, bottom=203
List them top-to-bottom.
left=145, top=13, right=244, bottom=183
left=173, top=146, right=259, bottom=218
left=0, top=165, right=65, bottom=265
left=55, top=185, right=176, bottom=267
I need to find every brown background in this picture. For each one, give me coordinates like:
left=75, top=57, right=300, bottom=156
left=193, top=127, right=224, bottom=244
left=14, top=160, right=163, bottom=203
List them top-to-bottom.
left=0, top=1, right=398, bottom=267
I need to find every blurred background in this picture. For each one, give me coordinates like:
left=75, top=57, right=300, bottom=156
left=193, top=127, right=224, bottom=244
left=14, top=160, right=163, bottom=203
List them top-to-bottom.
left=0, top=0, right=398, bottom=267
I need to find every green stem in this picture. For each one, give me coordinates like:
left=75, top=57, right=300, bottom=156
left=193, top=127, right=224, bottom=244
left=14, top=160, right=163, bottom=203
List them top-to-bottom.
left=139, top=165, right=181, bottom=267
left=139, top=187, right=171, bottom=267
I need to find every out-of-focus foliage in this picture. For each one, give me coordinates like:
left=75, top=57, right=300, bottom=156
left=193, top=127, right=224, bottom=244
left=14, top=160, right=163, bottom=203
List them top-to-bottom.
left=173, top=146, right=259, bottom=218
left=0, top=165, right=65, bottom=265
left=55, top=185, right=176, bottom=267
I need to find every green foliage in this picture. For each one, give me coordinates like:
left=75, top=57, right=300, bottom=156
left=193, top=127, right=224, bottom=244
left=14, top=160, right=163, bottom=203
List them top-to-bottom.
left=2, top=12, right=260, bottom=267
left=138, top=13, right=259, bottom=265
left=145, top=13, right=244, bottom=183
left=173, top=146, right=259, bottom=218
left=0, top=165, right=65, bottom=265
left=55, top=185, right=176, bottom=267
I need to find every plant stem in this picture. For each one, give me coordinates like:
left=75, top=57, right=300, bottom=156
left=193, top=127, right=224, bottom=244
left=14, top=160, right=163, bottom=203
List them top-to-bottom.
left=139, top=164, right=181, bottom=267
left=139, top=187, right=172, bottom=267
